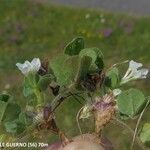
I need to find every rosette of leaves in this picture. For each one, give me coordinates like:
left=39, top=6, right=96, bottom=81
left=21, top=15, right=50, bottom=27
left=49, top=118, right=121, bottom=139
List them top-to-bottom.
left=50, top=37, right=104, bottom=92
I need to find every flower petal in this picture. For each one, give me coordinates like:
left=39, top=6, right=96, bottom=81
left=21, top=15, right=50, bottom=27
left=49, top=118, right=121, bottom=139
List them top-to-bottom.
left=16, top=58, right=41, bottom=75
left=31, top=58, right=41, bottom=72
left=121, top=60, right=148, bottom=84
left=129, top=60, right=142, bottom=70
left=16, top=61, right=31, bottom=75
left=133, top=69, right=149, bottom=79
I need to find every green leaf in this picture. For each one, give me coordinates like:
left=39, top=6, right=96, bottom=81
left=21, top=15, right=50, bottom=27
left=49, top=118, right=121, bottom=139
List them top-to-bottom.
left=64, top=37, right=84, bottom=56
left=79, top=47, right=104, bottom=71
left=93, top=47, right=104, bottom=58
left=93, top=47, right=104, bottom=69
left=79, top=48, right=96, bottom=62
left=50, top=54, right=80, bottom=86
left=76, top=56, right=92, bottom=81
left=95, top=56, right=104, bottom=70
left=105, top=67, right=120, bottom=88
left=23, top=73, right=40, bottom=97
left=35, top=73, right=40, bottom=83
left=37, top=74, right=54, bottom=91
left=23, top=77, right=34, bottom=97
left=23, top=86, right=34, bottom=97
left=117, top=88, right=145, bottom=117
left=0, top=94, right=10, bottom=122
left=0, top=94, right=10, bottom=102
left=0, top=94, right=21, bottom=123
left=0, top=101, right=8, bottom=122
left=2, top=103, right=21, bottom=122
left=19, top=112, right=32, bottom=125
left=19, top=112, right=27, bottom=125
left=117, top=113, right=130, bottom=120
left=4, top=120, right=25, bottom=134
left=4, top=121, right=17, bottom=134
left=140, top=123, right=150, bottom=146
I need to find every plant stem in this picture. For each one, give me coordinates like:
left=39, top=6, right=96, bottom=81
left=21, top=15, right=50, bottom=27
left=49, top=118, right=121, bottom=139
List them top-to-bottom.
left=51, top=83, right=75, bottom=112
left=34, top=88, right=44, bottom=105
left=131, top=100, right=150, bottom=149
left=76, top=106, right=84, bottom=135
left=113, top=117, right=146, bottom=150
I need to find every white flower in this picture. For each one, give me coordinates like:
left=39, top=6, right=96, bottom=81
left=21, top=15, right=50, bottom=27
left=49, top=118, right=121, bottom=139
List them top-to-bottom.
left=16, top=58, right=41, bottom=75
left=121, top=60, right=149, bottom=84
left=113, top=89, right=122, bottom=96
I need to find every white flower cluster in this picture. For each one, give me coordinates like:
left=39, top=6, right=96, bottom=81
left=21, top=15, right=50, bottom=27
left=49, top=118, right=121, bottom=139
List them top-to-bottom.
left=16, top=58, right=41, bottom=76
left=121, top=60, right=149, bottom=84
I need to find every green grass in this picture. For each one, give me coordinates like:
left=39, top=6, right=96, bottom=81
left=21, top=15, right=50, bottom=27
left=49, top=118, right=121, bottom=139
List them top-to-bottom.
left=0, top=0, right=149, bottom=149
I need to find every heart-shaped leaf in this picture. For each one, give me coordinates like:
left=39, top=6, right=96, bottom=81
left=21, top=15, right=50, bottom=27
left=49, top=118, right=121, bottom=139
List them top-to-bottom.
left=64, top=37, right=84, bottom=56
left=79, top=47, right=104, bottom=71
left=50, top=55, right=80, bottom=86
left=75, top=56, right=92, bottom=82
left=37, top=74, right=54, bottom=91
left=117, top=88, right=145, bottom=117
